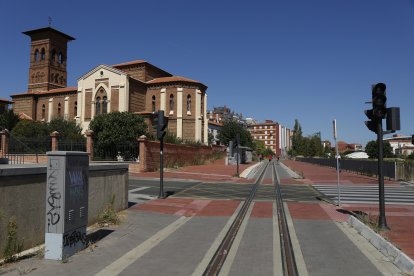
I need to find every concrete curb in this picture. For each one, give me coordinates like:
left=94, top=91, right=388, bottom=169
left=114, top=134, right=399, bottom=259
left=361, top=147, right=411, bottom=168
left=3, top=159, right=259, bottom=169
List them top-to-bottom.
left=240, top=162, right=261, bottom=179
left=279, top=162, right=302, bottom=179
left=348, top=215, right=414, bottom=275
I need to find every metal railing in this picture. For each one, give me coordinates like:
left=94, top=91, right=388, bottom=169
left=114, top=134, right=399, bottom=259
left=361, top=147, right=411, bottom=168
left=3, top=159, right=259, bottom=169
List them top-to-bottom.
left=6, top=135, right=51, bottom=164
left=58, top=139, right=86, bottom=152
left=93, top=142, right=138, bottom=161
left=296, top=157, right=396, bottom=179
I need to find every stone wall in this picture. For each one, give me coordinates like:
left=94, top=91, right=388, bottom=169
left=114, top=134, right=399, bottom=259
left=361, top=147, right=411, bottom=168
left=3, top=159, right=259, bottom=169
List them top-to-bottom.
left=0, top=163, right=128, bottom=258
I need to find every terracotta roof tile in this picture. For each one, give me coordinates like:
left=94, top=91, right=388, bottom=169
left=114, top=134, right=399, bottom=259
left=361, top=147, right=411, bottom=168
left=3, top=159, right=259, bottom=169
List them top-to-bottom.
left=112, top=60, right=147, bottom=67
left=147, top=76, right=203, bottom=85
left=11, top=87, right=77, bottom=97
left=0, top=98, right=13, bottom=104
left=18, top=112, right=33, bottom=120
left=208, top=121, right=223, bottom=127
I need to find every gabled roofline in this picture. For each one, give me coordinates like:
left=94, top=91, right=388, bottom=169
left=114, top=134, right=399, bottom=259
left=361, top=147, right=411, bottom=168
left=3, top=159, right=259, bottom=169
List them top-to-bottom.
left=113, top=60, right=173, bottom=77
left=77, top=64, right=127, bottom=81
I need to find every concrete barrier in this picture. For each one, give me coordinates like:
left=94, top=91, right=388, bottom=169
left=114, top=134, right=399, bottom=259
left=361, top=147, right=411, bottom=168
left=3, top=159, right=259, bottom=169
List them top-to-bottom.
left=0, top=163, right=128, bottom=258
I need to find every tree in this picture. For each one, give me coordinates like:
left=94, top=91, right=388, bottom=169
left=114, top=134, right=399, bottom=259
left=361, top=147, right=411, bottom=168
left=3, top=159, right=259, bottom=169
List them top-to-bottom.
left=0, top=110, right=20, bottom=131
left=89, top=112, right=148, bottom=148
left=47, top=118, right=83, bottom=140
left=291, top=119, right=304, bottom=156
left=11, top=120, right=49, bottom=138
left=217, top=120, right=254, bottom=149
left=254, top=140, right=266, bottom=156
left=365, top=140, right=393, bottom=159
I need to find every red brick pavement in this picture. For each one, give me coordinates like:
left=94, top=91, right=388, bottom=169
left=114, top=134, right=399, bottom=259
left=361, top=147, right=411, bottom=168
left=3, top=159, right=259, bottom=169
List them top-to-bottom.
left=132, top=159, right=414, bottom=261
left=282, top=160, right=397, bottom=185
left=282, top=160, right=414, bottom=259
left=341, top=203, right=414, bottom=259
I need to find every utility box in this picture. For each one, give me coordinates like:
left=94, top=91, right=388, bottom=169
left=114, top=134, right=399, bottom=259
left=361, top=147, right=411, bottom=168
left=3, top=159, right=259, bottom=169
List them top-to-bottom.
left=45, top=151, right=89, bottom=260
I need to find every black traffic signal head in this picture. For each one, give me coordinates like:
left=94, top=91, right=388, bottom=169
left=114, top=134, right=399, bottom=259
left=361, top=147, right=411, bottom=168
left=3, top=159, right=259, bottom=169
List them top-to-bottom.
left=372, top=83, right=387, bottom=119
left=386, top=107, right=400, bottom=132
left=364, top=109, right=377, bottom=133
left=156, top=110, right=168, bottom=140
left=412, top=134, right=414, bottom=145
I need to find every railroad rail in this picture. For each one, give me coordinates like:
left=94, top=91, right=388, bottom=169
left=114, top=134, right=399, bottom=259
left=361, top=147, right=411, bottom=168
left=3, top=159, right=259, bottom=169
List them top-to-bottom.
left=202, top=161, right=269, bottom=275
left=272, top=161, right=299, bottom=276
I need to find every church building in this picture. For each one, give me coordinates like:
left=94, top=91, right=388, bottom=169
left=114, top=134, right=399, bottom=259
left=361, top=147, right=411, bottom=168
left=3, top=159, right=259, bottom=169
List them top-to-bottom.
left=10, top=27, right=208, bottom=144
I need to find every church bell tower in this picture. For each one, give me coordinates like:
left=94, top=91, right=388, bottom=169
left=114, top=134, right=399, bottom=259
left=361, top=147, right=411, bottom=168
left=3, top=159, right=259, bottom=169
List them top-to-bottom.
left=23, top=27, right=75, bottom=92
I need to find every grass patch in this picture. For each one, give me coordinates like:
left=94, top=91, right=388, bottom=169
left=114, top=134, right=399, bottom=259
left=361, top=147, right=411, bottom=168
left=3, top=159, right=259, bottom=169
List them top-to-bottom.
left=96, top=194, right=120, bottom=226
left=3, top=217, right=23, bottom=263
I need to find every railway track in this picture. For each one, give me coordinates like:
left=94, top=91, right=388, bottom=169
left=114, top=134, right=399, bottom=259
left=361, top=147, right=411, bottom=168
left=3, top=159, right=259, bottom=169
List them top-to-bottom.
left=202, top=160, right=298, bottom=275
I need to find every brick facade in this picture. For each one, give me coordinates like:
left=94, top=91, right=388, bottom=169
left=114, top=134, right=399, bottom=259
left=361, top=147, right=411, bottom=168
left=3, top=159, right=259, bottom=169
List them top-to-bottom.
left=11, top=26, right=209, bottom=144
left=136, top=137, right=224, bottom=172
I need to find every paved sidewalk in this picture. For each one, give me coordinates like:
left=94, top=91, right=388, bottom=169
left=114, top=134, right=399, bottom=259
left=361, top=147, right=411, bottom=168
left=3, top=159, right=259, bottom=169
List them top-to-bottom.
left=283, top=159, right=414, bottom=261
left=0, top=160, right=406, bottom=275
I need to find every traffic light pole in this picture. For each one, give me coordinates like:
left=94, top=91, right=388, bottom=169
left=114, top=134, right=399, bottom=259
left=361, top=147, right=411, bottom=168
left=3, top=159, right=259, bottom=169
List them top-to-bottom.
left=377, top=120, right=389, bottom=230
left=159, top=138, right=165, bottom=199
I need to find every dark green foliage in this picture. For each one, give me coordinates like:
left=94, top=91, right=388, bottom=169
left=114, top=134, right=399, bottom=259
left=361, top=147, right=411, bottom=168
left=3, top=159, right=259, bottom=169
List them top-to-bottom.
left=0, top=110, right=20, bottom=131
left=89, top=112, right=148, bottom=148
left=47, top=118, right=83, bottom=140
left=291, top=119, right=324, bottom=157
left=291, top=119, right=305, bottom=156
left=11, top=120, right=49, bottom=138
left=217, top=120, right=254, bottom=149
left=163, top=130, right=184, bottom=144
left=365, top=140, right=394, bottom=159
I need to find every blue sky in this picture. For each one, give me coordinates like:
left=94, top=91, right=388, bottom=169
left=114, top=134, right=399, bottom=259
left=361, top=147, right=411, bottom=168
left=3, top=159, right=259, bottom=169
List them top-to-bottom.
left=0, top=0, right=413, bottom=146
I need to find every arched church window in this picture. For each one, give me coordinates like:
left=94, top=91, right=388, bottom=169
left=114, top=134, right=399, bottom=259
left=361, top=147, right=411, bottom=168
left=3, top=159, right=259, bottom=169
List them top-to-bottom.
left=41, top=48, right=45, bottom=60
left=34, top=50, right=39, bottom=62
left=51, top=50, right=56, bottom=63
left=58, top=52, right=63, bottom=64
left=51, top=73, right=54, bottom=83
left=55, top=74, right=58, bottom=83
left=59, top=76, right=63, bottom=84
left=169, top=94, right=174, bottom=113
left=152, top=95, right=156, bottom=112
left=187, top=95, right=191, bottom=113
left=102, top=96, right=107, bottom=114
left=96, top=97, right=101, bottom=115
left=74, top=101, right=78, bottom=117
left=57, top=103, right=61, bottom=117
left=42, top=104, right=46, bottom=120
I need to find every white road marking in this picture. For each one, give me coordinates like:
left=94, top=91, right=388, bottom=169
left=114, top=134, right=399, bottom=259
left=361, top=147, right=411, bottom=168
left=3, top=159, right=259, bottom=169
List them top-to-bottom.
left=128, top=187, right=151, bottom=193
left=191, top=201, right=244, bottom=276
left=273, top=201, right=283, bottom=276
left=220, top=202, right=255, bottom=276
left=283, top=202, right=309, bottom=276
left=95, top=216, right=191, bottom=276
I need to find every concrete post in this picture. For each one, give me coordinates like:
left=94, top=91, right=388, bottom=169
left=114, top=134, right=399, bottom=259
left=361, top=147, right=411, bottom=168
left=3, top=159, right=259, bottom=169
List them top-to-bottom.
left=0, top=129, right=10, bottom=157
left=85, top=130, right=94, bottom=161
left=50, top=131, right=59, bottom=151
left=138, top=135, right=147, bottom=172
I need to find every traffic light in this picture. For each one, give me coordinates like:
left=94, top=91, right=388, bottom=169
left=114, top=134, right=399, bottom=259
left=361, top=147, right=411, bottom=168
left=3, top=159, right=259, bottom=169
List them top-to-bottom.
left=372, top=83, right=387, bottom=120
left=386, top=107, right=400, bottom=132
left=364, top=109, right=377, bottom=133
left=156, top=110, right=168, bottom=140
left=412, top=134, right=414, bottom=145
